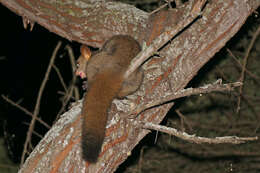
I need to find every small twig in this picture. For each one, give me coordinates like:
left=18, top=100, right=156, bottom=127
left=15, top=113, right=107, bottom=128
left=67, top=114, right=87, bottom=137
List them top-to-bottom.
left=124, top=0, right=207, bottom=79
left=150, top=0, right=182, bottom=14
left=165, top=0, right=173, bottom=9
left=149, top=2, right=169, bottom=14
left=237, top=25, right=260, bottom=113
left=20, top=41, right=62, bottom=166
left=65, top=44, right=77, bottom=73
left=66, top=44, right=80, bottom=101
left=56, top=45, right=79, bottom=116
left=227, top=49, right=260, bottom=84
left=52, top=64, right=68, bottom=93
left=215, top=65, right=260, bottom=120
left=132, top=79, right=242, bottom=116
left=56, top=86, right=75, bottom=116
left=1, top=95, right=50, bottom=129
left=175, top=109, right=193, bottom=132
left=139, top=121, right=258, bottom=144
left=22, top=122, right=44, bottom=139
left=154, top=130, right=159, bottom=144
left=138, top=146, right=146, bottom=173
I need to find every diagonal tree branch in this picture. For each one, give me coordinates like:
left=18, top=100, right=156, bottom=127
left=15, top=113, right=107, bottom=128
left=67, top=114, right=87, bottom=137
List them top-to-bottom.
left=0, top=0, right=148, bottom=47
left=132, top=80, right=242, bottom=116
left=140, top=121, right=258, bottom=144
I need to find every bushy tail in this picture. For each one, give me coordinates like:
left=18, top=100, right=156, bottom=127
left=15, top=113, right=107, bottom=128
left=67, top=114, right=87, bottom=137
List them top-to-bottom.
left=81, top=71, right=123, bottom=162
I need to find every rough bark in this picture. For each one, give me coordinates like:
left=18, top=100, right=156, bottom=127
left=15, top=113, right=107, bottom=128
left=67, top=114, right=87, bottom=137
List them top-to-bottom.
left=0, top=0, right=259, bottom=172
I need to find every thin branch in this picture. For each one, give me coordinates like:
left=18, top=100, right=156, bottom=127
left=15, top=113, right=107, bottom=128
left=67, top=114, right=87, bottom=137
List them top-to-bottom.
left=124, top=0, right=207, bottom=79
left=150, top=0, right=183, bottom=15
left=149, top=1, right=170, bottom=14
left=237, top=25, right=260, bottom=113
left=20, top=41, right=62, bottom=166
left=65, top=44, right=77, bottom=74
left=66, top=44, right=80, bottom=100
left=56, top=45, right=79, bottom=116
left=66, top=45, right=79, bottom=100
left=227, top=48, right=260, bottom=84
left=52, top=64, right=68, bottom=93
left=132, top=79, right=242, bottom=116
left=56, top=86, right=75, bottom=116
left=1, top=95, right=50, bottom=129
left=175, top=109, right=193, bottom=132
left=139, top=121, right=258, bottom=144
left=22, top=122, right=44, bottom=139
left=138, top=146, right=147, bottom=173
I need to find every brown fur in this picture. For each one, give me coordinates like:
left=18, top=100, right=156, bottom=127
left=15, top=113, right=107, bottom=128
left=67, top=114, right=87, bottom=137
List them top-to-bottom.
left=81, top=35, right=143, bottom=163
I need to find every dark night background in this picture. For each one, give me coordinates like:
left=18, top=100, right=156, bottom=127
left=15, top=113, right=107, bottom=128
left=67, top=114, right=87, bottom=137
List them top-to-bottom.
left=0, top=2, right=259, bottom=173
